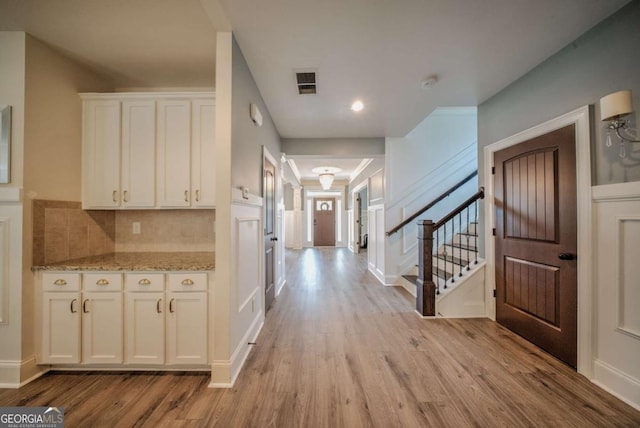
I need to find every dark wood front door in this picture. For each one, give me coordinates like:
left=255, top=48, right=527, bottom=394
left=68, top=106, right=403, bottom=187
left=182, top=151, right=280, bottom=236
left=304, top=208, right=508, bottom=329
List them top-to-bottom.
left=494, top=124, right=577, bottom=367
left=264, top=156, right=276, bottom=311
left=313, top=198, right=336, bottom=246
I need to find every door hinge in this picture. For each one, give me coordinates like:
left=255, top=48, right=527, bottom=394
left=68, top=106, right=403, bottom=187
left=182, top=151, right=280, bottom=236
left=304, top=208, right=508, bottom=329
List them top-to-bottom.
left=491, top=166, right=495, bottom=175
left=492, top=228, right=496, bottom=236
left=493, top=289, right=497, bottom=298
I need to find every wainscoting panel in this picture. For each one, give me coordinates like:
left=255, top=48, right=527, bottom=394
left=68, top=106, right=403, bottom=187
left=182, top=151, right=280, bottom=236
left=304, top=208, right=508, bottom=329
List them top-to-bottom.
left=593, top=181, right=640, bottom=409
left=236, top=216, right=260, bottom=312
left=0, top=217, right=8, bottom=324
left=617, top=217, right=640, bottom=339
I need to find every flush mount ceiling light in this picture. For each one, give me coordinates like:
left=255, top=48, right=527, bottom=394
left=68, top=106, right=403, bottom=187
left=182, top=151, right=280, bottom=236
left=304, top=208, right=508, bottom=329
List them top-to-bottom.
left=600, top=89, right=640, bottom=158
left=351, top=100, right=364, bottom=112
left=312, top=166, right=341, bottom=190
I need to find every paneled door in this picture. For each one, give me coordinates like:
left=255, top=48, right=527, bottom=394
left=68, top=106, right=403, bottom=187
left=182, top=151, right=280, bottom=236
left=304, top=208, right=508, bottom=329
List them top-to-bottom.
left=494, top=124, right=577, bottom=367
left=264, top=155, right=277, bottom=311
left=314, top=198, right=336, bottom=247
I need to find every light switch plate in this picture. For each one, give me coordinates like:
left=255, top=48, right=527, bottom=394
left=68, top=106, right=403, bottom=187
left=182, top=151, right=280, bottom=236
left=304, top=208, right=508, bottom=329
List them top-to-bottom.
left=242, top=187, right=249, bottom=199
left=132, top=222, right=141, bottom=234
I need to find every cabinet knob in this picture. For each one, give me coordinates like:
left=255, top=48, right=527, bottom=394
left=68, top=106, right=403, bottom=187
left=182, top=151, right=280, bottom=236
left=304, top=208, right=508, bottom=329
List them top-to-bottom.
left=138, top=278, right=151, bottom=286
left=181, top=278, right=194, bottom=286
left=54, top=279, right=67, bottom=286
left=96, top=279, right=109, bottom=286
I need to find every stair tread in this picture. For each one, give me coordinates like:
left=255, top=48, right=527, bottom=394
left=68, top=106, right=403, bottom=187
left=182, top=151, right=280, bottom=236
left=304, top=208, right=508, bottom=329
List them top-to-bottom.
left=445, top=242, right=477, bottom=251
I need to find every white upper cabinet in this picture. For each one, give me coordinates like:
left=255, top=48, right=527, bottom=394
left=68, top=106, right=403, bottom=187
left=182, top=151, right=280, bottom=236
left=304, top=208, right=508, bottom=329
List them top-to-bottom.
left=81, top=92, right=215, bottom=210
left=191, top=99, right=216, bottom=208
left=82, top=100, right=121, bottom=208
left=121, top=100, right=156, bottom=208
left=156, top=100, right=192, bottom=208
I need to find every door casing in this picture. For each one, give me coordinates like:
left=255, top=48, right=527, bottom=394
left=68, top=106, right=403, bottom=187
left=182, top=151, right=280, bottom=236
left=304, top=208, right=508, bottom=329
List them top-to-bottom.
left=483, top=106, right=593, bottom=376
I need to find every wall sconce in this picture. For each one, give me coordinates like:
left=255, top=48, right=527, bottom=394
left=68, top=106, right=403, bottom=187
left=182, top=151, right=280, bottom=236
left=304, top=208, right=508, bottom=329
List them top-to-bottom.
left=600, top=90, right=640, bottom=158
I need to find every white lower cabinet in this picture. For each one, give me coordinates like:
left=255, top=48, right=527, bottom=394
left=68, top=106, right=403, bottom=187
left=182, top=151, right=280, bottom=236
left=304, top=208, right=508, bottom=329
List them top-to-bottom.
left=40, top=271, right=209, bottom=368
left=42, top=291, right=81, bottom=364
left=82, top=291, right=123, bottom=364
left=125, top=291, right=165, bottom=364
left=166, top=291, right=208, bottom=365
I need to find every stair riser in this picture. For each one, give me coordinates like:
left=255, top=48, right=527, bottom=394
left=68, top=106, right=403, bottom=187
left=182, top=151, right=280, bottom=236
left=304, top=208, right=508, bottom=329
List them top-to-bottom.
left=450, top=234, right=478, bottom=247
left=441, top=245, right=479, bottom=262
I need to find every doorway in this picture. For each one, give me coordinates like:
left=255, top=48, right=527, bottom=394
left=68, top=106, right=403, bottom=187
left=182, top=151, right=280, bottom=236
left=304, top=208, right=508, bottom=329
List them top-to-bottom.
left=494, top=124, right=577, bottom=367
left=264, top=154, right=277, bottom=311
left=313, top=197, right=336, bottom=246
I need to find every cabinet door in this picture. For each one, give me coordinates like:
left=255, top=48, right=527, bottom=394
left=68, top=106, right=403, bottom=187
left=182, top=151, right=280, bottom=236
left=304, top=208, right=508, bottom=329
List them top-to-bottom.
left=191, top=99, right=216, bottom=207
left=82, top=100, right=121, bottom=208
left=121, top=100, right=156, bottom=208
left=157, top=100, right=191, bottom=207
left=41, top=292, right=81, bottom=364
left=81, top=292, right=123, bottom=363
left=124, top=292, right=164, bottom=364
left=166, top=292, right=208, bottom=365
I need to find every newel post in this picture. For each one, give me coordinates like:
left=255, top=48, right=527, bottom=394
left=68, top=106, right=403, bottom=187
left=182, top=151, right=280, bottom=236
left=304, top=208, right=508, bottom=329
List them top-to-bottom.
left=417, top=220, right=436, bottom=317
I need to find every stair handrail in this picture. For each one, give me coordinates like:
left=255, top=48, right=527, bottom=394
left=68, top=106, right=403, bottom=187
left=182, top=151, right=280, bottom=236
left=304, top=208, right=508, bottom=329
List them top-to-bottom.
left=386, top=171, right=478, bottom=236
left=415, top=186, right=484, bottom=317
left=433, top=187, right=485, bottom=231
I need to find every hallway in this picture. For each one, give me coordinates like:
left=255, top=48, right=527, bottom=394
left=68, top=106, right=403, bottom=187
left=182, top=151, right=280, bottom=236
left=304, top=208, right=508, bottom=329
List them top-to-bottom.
left=1, top=248, right=639, bottom=427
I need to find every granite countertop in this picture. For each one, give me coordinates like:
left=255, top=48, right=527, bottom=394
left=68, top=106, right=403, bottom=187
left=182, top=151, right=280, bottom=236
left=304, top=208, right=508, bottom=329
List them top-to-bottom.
left=32, top=252, right=215, bottom=272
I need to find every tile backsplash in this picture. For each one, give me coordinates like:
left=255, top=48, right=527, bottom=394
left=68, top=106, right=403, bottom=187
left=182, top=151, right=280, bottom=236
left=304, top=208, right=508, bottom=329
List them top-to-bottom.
left=33, top=200, right=216, bottom=265
left=33, top=200, right=115, bottom=265
left=115, top=209, right=215, bottom=252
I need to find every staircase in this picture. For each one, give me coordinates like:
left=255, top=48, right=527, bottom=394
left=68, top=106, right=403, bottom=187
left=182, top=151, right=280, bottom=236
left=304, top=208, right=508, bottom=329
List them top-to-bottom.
left=387, top=180, right=485, bottom=318
left=400, top=221, right=486, bottom=317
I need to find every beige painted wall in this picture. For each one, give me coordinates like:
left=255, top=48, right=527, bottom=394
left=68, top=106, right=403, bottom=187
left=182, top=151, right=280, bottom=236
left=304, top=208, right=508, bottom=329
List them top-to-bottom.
left=0, top=32, right=26, bottom=378
left=20, top=34, right=112, bottom=374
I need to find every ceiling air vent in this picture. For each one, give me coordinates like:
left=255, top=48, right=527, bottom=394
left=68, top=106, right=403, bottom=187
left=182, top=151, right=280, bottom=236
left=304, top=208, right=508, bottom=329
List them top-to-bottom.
left=296, top=71, right=317, bottom=95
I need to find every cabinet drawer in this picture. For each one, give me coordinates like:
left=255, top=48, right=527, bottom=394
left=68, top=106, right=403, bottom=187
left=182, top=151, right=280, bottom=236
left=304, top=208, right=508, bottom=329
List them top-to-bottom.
left=42, top=273, right=81, bottom=291
left=83, top=273, right=123, bottom=292
left=125, top=273, right=165, bottom=292
left=167, top=273, right=207, bottom=292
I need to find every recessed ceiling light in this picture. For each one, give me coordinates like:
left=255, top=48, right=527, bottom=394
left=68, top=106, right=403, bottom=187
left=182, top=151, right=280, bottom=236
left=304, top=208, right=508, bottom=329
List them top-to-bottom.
left=351, top=100, right=364, bottom=112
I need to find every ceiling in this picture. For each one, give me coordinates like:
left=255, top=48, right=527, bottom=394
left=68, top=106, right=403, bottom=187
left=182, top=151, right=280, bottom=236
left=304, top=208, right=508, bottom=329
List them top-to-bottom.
left=0, top=0, right=630, bottom=178
left=0, top=0, right=221, bottom=88
left=288, top=158, right=374, bottom=184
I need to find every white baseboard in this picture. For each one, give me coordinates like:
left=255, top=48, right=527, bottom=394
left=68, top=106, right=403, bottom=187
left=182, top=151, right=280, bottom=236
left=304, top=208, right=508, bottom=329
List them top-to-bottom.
left=209, top=313, right=264, bottom=389
left=0, top=357, right=48, bottom=388
left=592, top=359, right=640, bottom=411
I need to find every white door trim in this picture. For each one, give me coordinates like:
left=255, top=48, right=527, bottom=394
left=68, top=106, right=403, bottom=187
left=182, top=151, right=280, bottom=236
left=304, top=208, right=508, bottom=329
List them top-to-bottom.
left=483, top=105, right=593, bottom=377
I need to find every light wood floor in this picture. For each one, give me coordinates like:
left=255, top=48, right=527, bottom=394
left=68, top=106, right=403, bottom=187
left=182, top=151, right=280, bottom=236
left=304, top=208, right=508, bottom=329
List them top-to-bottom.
left=2, top=248, right=639, bottom=427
